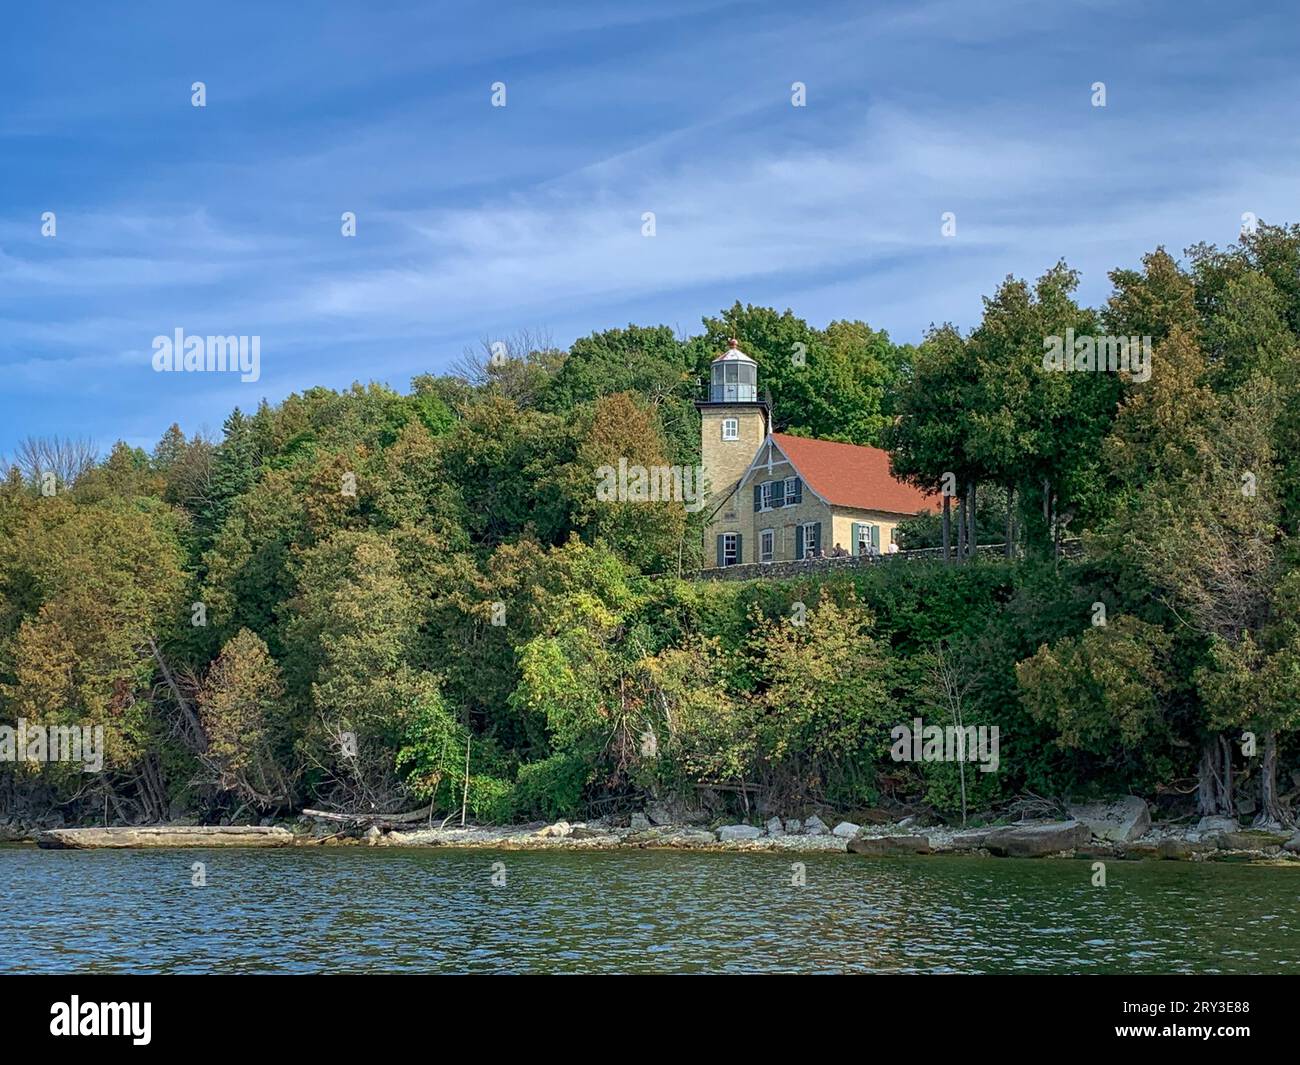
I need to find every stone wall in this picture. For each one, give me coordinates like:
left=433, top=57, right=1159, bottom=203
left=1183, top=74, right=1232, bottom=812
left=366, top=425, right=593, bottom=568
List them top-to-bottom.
left=699, top=539, right=1081, bottom=581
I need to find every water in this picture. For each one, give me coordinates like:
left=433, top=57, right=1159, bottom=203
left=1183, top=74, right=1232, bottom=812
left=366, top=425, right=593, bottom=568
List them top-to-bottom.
left=2, top=845, right=1297, bottom=973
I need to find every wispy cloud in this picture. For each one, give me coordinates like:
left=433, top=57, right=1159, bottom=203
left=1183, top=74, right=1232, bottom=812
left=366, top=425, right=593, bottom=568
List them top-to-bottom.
left=1, top=0, right=1297, bottom=454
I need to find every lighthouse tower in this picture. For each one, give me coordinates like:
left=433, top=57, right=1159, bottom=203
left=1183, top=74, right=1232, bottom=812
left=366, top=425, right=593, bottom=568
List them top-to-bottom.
left=696, top=340, right=769, bottom=558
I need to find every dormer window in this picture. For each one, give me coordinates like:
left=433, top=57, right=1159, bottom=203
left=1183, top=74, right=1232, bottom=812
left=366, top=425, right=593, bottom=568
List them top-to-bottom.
left=721, top=418, right=739, bottom=441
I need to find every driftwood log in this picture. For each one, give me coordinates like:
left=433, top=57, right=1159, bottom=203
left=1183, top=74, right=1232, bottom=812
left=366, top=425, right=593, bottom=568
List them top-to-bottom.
left=301, top=808, right=431, bottom=826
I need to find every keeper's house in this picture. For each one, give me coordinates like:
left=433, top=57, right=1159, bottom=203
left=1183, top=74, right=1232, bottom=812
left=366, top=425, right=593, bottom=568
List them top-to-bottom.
left=698, top=340, right=939, bottom=569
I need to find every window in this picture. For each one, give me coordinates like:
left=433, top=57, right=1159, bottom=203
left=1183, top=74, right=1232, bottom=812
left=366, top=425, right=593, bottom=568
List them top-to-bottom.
left=721, top=418, right=738, bottom=441
left=754, top=478, right=790, bottom=512
left=796, top=521, right=821, bottom=559
left=854, top=522, right=880, bottom=556
left=760, top=529, right=774, bottom=563
left=721, top=533, right=739, bottom=567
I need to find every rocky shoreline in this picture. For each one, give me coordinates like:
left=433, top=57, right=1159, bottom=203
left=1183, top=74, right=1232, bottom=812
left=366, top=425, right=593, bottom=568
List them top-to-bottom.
left=16, top=797, right=1300, bottom=863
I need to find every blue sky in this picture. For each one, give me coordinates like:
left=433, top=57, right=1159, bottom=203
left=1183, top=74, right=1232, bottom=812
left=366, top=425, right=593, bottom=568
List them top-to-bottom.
left=2, top=0, right=1298, bottom=457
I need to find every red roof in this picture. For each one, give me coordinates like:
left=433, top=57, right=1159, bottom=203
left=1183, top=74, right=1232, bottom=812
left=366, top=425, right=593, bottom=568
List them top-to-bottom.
left=771, top=433, right=941, bottom=515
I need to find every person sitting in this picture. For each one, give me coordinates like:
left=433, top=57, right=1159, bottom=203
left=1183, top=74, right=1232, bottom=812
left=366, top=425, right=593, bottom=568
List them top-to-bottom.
left=831, top=543, right=849, bottom=558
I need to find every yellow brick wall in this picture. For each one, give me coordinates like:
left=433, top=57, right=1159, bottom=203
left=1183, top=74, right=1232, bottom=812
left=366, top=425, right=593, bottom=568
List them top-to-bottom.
left=699, top=405, right=767, bottom=519
left=831, top=507, right=908, bottom=555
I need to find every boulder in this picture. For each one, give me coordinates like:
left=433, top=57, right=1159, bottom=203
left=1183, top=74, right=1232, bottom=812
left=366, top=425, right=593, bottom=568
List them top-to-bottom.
left=1067, top=796, right=1150, bottom=843
left=646, top=803, right=674, bottom=827
left=629, top=813, right=651, bottom=832
left=804, top=815, right=829, bottom=836
left=1196, top=815, right=1238, bottom=834
left=765, top=817, right=785, bottom=837
left=784, top=819, right=803, bottom=834
left=536, top=820, right=571, bottom=839
left=983, top=820, right=1090, bottom=858
left=832, top=821, right=861, bottom=838
left=364, top=824, right=382, bottom=845
left=717, top=824, right=763, bottom=841
left=570, top=825, right=609, bottom=840
left=649, top=827, right=716, bottom=848
left=948, top=828, right=993, bottom=851
left=1217, top=830, right=1289, bottom=851
left=1284, top=834, right=1300, bottom=854
left=848, top=835, right=931, bottom=856
left=1157, top=839, right=1211, bottom=860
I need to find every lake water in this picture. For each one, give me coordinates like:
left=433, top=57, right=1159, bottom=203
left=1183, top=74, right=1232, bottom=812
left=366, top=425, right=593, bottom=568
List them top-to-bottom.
left=2, top=846, right=1297, bottom=973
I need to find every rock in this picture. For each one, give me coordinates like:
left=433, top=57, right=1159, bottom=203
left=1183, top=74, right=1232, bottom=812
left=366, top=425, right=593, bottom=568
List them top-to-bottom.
left=1067, top=795, right=1150, bottom=843
left=646, top=803, right=674, bottom=827
left=857, top=809, right=894, bottom=825
left=629, top=813, right=651, bottom=832
left=803, top=815, right=829, bottom=836
left=896, top=815, right=918, bottom=828
left=1196, top=815, right=1238, bottom=834
left=765, top=817, right=784, bottom=837
left=784, top=819, right=803, bottom=834
left=536, top=820, right=572, bottom=838
left=983, top=820, right=1090, bottom=858
left=832, top=821, right=861, bottom=838
left=717, top=824, right=763, bottom=841
left=364, top=825, right=382, bottom=845
left=38, top=826, right=295, bottom=849
left=570, top=826, right=609, bottom=840
left=629, top=827, right=716, bottom=848
left=948, top=828, right=993, bottom=851
left=1217, top=830, right=1289, bottom=851
left=1284, top=834, right=1300, bottom=854
left=848, top=835, right=931, bottom=856
left=1121, top=839, right=1206, bottom=860
left=1157, top=839, right=1210, bottom=860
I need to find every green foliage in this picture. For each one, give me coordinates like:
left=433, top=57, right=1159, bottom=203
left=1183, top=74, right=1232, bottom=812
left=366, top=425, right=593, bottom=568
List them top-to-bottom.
left=10, top=251, right=1300, bottom=826
left=512, top=752, right=590, bottom=820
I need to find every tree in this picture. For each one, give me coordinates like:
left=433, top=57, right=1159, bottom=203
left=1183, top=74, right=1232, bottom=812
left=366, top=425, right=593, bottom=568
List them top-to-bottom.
left=1017, top=615, right=1174, bottom=769
left=198, top=629, right=295, bottom=809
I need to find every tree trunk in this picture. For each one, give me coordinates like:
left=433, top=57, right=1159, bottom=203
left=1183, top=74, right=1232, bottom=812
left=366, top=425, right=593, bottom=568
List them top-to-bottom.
left=966, top=481, right=977, bottom=557
left=1005, top=486, right=1014, bottom=558
left=956, top=488, right=967, bottom=564
left=942, top=495, right=951, bottom=563
left=1257, top=731, right=1289, bottom=827
left=1219, top=734, right=1235, bottom=816
left=1198, top=735, right=1236, bottom=817
left=1197, top=740, right=1217, bottom=816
